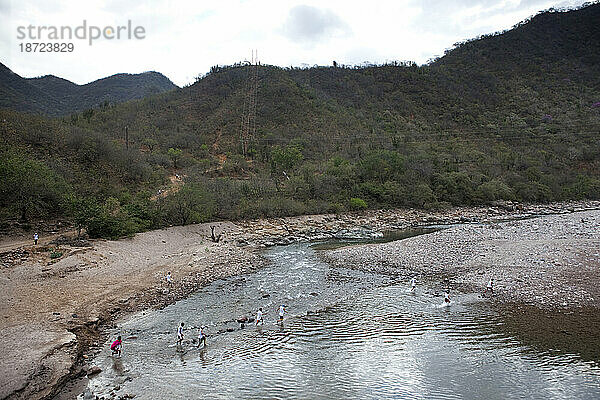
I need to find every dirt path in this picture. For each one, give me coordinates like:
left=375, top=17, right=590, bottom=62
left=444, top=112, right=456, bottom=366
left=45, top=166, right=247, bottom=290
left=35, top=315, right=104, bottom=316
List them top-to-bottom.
left=149, top=174, right=185, bottom=201
left=0, top=229, right=77, bottom=253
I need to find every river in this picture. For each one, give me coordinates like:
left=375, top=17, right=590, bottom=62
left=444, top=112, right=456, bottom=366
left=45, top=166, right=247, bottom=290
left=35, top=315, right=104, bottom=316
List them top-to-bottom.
left=81, top=231, right=600, bottom=399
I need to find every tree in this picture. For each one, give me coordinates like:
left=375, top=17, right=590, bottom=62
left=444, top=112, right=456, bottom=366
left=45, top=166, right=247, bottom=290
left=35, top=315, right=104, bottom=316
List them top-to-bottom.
left=143, top=138, right=158, bottom=153
left=270, top=145, right=303, bottom=174
left=168, top=147, right=183, bottom=168
left=358, top=150, right=405, bottom=183
left=0, top=151, right=69, bottom=221
left=411, top=183, right=436, bottom=207
left=164, top=184, right=215, bottom=225
left=66, top=195, right=99, bottom=237
left=85, top=197, right=137, bottom=239
left=349, top=197, right=367, bottom=210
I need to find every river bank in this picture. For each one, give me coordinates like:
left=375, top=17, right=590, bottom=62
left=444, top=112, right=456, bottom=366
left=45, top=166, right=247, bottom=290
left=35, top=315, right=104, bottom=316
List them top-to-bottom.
left=1, top=200, right=599, bottom=399
left=235, top=200, right=600, bottom=247
left=323, top=208, right=600, bottom=360
left=323, top=208, right=600, bottom=310
left=0, top=222, right=262, bottom=400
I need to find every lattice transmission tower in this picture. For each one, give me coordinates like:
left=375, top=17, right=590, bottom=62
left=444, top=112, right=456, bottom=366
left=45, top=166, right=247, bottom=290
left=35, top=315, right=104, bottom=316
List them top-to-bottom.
left=240, top=50, right=259, bottom=157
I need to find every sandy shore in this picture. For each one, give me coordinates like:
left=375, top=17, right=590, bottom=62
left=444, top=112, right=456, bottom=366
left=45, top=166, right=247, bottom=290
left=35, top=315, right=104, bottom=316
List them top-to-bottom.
left=1, top=200, right=599, bottom=399
left=0, top=222, right=261, bottom=400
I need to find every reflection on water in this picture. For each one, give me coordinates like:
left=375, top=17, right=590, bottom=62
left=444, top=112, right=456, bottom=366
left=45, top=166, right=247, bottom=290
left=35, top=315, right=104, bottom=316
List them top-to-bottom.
left=310, top=227, right=438, bottom=250
left=83, top=242, right=600, bottom=400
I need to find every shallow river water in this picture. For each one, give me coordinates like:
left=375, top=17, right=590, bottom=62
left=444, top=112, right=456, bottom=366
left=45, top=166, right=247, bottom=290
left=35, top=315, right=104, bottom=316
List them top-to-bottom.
left=83, top=235, right=600, bottom=399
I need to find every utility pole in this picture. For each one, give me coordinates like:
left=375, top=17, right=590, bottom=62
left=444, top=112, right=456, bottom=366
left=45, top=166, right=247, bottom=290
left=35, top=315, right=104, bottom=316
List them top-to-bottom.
left=125, top=126, right=129, bottom=150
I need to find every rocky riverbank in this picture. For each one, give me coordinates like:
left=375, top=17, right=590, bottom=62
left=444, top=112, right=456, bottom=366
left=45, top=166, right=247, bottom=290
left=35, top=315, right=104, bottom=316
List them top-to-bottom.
left=1, top=200, right=599, bottom=400
left=235, top=200, right=600, bottom=247
left=322, top=206, right=600, bottom=363
left=323, top=208, right=600, bottom=311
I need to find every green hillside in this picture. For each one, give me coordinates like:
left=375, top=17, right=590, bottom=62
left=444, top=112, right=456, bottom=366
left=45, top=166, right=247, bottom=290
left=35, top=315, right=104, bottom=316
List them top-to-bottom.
left=1, top=4, right=599, bottom=238
left=0, top=65, right=178, bottom=116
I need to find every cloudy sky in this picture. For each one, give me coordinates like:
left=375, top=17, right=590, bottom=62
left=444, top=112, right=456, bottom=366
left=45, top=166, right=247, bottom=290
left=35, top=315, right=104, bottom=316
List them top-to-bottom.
left=0, top=0, right=588, bottom=86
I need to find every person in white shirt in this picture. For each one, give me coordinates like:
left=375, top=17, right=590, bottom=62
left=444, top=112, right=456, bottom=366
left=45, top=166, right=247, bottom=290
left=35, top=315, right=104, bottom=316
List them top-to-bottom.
left=33, top=233, right=39, bottom=245
left=166, top=271, right=173, bottom=285
left=410, top=277, right=417, bottom=292
left=484, top=278, right=494, bottom=295
left=278, top=305, right=286, bottom=322
left=256, top=308, right=264, bottom=326
left=177, top=322, right=184, bottom=345
left=197, top=326, right=207, bottom=347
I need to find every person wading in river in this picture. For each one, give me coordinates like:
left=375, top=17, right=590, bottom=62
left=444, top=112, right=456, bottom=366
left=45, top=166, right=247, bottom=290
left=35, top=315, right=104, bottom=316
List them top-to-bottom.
left=410, top=276, right=417, bottom=293
left=483, top=278, right=494, bottom=296
left=444, top=290, right=451, bottom=305
left=278, top=305, right=286, bottom=322
left=256, top=308, right=264, bottom=326
left=177, top=322, right=185, bottom=345
left=197, top=326, right=207, bottom=347
left=111, top=336, right=122, bottom=357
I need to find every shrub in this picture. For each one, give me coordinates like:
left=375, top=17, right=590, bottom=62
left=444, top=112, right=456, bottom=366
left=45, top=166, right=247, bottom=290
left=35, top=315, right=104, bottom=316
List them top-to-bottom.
left=349, top=197, right=367, bottom=210
left=50, top=251, right=63, bottom=259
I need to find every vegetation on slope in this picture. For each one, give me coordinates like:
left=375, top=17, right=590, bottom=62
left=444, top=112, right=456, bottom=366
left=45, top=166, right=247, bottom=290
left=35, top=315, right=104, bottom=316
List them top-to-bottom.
left=1, top=4, right=599, bottom=238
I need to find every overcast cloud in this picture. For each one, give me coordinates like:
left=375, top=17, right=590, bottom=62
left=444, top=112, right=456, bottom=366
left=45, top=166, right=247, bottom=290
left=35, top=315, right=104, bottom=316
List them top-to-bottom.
left=0, top=0, right=587, bottom=86
left=282, top=5, right=351, bottom=43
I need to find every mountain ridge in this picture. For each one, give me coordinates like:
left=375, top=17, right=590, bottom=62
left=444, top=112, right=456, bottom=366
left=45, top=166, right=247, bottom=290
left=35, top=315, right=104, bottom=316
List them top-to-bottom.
left=0, top=64, right=178, bottom=116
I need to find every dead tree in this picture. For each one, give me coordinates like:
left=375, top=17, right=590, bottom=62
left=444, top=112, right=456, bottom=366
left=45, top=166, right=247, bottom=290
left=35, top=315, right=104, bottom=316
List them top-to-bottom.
left=211, top=226, right=222, bottom=243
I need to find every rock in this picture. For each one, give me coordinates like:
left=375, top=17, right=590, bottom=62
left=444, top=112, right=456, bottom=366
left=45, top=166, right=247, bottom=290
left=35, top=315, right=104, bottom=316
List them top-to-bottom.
left=309, top=292, right=318, bottom=296
left=261, top=293, right=270, bottom=298
left=87, top=366, right=102, bottom=376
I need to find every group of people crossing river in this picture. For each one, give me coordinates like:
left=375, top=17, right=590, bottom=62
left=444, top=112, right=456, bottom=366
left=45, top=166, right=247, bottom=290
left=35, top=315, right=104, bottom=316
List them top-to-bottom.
left=109, top=273, right=495, bottom=356
left=171, top=304, right=287, bottom=350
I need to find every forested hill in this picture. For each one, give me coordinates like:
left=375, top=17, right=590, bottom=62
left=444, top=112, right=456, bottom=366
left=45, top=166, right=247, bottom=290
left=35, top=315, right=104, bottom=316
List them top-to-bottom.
left=436, top=2, right=600, bottom=71
left=77, top=3, right=600, bottom=150
left=1, top=4, right=599, bottom=239
left=0, top=64, right=177, bottom=115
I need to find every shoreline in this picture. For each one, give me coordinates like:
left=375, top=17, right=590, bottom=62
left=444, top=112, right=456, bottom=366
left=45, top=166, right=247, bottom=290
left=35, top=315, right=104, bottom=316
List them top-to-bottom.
left=1, top=200, right=599, bottom=399
left=323, top=208, right=600, bottom=311
left=1, top=222, right=263, bottom=400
